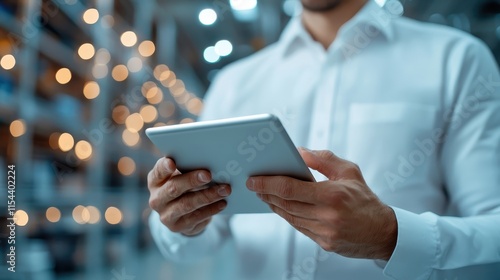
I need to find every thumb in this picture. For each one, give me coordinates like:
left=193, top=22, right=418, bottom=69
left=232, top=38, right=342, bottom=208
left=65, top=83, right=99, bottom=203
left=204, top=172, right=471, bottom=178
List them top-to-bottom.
left=298, top=148, right=346, bottom=180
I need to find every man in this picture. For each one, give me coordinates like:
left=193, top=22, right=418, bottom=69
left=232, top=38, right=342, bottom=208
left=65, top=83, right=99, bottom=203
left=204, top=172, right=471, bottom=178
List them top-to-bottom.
left=148, top=0, right=500, bottom=279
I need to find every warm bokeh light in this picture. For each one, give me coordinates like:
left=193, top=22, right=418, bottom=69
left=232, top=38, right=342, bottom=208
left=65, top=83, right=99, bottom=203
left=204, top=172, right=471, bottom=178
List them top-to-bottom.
left=83, top=8, right=99, bottom=24
left=121, top=31, right=137, bottom=47
left=138, top=40, right=156, bottom=57
left=78, top=43, right=95, bottom=60
left=95, top=48, right=111, bottom=64
left=1, top=54, right=16, bottom=70
left=127, top=57, right=142, bottom=73
left=92, top=64, right=108, bottom=79
left=112, top=64, right=128, bottom=82
left=153, top=64, right=169, bottom=80
left=55, top=68, right=72, bottom=84
left=160, top=73, right=177, bottom=88
left=170, top=80, right=186, bottom=96
left=83, top=81, right=100, bottom=99
left=147, top=88, right=163, bottom=104
left=175, top=93, right=190, bottom=105
left=186, top=98, right=203, bottom=115
left=159, top=101, right=176, bottom=118
left=112, top=105, right=130, bottom=124
left=140, top=105, right=158, bottom=123
left=125, top=113, right=144, bottom=133
left=180, top=118, right=194, bottom=124
left=9, top=119, right=26, bottom=137
left=154, top=122, right=166, bottom=127
left=122, top=129, right=140, bottom=147
left=49, top=132, right=61, bottom=149
left=58, top=133, right=74, bottom=152
left=75, top=140, right=92, bottom=160
left=117, top=157, right=135, bottom=176
left=73, top=205, right=87, bottom=224
left=86, top=206, right=101, bottom=224
left=46, top=207, right=61, bottom=223
left=105, top=207, right=123, bottom=224
left=14, top=210, right=29, bottom=226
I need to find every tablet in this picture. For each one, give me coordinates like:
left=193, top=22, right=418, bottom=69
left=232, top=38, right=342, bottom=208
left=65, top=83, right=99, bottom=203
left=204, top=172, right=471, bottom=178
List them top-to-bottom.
left=145, top=114, right=315, bottom=214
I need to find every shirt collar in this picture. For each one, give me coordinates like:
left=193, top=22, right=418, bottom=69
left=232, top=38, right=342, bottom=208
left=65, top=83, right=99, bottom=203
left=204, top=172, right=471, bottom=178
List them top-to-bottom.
left=278, top=0, right=397, bottom=57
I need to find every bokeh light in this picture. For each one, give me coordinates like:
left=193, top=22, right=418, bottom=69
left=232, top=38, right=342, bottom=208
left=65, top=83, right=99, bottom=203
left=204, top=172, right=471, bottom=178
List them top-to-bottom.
left=83, top=8, right=99, bottom=24
left=121, top=31, right=137, bottom=47
left=138, top=40, right=156, bottom=57
left=78, top=43, right=95, bottom=60
left=0, top=54, right=16, bottom=70
left=112, top=65, right=129, bottom=82
left=55, top=68, right=72, bottom=84
left=83, top=81, right=100, bottom=99
left=112, top=105, right=130, bottom=124
left=140, top=105, right=158, bottom=123
left=125, top=113, right=144, bottom=133
left=9, top=119, right=26, bottom=137
left=122, top=129, right=140, bottom=147
left=58, top=133, right=74, bottom=152
left=75, top=140, right=92, bottom=160
left=117, top=157, right=135, bottom=176
left=46, top=207, right=61, bottom=223
left=105, top=207, right=123, bottom=224
left=14, top=210, right=29, bottom=226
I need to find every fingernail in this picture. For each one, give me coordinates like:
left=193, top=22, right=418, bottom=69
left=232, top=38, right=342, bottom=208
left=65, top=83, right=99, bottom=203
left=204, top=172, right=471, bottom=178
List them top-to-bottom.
left=299, top=147, right=311, bottom=152
left=164, top=158, right=174, bottom=172
left=198, top=172, right=210, bottom=183
left=247, top=178, right=255, bottom=191
left=218, top=186, right=229, bottom=197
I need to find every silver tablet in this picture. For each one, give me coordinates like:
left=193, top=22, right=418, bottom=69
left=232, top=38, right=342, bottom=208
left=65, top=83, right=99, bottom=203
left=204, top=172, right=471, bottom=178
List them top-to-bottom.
left=145, top=114, right=314, bottom=214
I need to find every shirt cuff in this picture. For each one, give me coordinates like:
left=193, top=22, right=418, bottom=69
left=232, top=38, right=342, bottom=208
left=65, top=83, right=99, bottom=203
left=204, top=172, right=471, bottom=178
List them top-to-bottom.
left=383, top=207, right=439, bottom=280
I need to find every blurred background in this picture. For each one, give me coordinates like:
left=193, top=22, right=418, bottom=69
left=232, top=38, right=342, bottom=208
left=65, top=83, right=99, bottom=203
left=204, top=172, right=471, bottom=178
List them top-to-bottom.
left=0, top=0, right=499, bottom=279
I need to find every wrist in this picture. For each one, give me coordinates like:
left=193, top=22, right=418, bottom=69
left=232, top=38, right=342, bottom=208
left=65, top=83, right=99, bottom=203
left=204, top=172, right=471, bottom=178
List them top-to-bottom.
left=380, top=205, right=398, bottom=261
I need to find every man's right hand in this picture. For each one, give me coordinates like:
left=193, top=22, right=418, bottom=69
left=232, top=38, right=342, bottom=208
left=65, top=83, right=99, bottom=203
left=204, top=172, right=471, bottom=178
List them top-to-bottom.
left=148, top=157, right=231, bottom=236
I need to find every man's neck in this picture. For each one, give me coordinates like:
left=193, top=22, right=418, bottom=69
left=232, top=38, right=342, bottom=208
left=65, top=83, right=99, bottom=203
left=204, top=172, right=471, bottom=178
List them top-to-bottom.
left=301, top=0, right=368, bottom=49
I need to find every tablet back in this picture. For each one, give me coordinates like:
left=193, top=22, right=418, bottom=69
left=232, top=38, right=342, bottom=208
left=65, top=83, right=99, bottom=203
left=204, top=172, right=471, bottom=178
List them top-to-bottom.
left=146, top=114, right=314, bottom=214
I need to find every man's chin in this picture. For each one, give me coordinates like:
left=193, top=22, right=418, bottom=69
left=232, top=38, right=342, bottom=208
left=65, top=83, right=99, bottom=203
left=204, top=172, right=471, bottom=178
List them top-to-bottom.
left=301, top=0, right=342, bottom=12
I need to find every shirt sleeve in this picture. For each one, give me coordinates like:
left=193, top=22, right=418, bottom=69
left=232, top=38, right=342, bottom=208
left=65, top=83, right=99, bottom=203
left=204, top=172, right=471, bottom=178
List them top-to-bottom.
left=384, top=37, right=500, bottom=279
left=148, top=69, right=234, bottom=263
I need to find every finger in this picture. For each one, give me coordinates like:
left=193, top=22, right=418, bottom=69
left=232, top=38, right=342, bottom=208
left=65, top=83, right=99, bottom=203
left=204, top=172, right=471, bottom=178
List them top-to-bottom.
left=148, top=157, right=177, bottom=188
left=161, top=169, right=213, bottom=201
left=247, top=176, right=317, bottom=204
left=169, top=184, right=231, bottom=220
left=258, top=194, right=318, bottom=220
left=176, top=200, right=227, bottom=233
left=268, top=203, right=319, bottom=231
left=183, top=218, right=213, bottom=236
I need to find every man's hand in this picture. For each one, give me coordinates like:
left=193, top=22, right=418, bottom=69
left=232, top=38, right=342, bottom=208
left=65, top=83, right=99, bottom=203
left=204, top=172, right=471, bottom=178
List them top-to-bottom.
left=247, top=148, right=397, bottom=260
left=148, top=157, right=231, bottom=236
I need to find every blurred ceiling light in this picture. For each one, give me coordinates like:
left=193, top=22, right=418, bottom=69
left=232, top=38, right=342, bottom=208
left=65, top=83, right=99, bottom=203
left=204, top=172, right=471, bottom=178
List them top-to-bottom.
left=230, top=0, right=257, bottom=11
left=83, top=8, right=99, bottom=24
left=199, top=8, right=217, bottom=25
left=121, top=31, right=138, bottom=47
left=138, top=40, right=156, bottom=57
left=214, top=40, right=233, bottom=56
left=78, top=43, right=95, bottom=60
left=203, top=46, right=220, bottom=63
left=95, top=48, right=111, bottom=64
left=0, top=54, right=16, bottom=70
left=127, top=57, right=143, bottom=73
left=92, top=64, right=108, bottom=79
left=112, top=65, right=129, bottom=82
left=55, top=68, right=72, bottom=84
left=83, top=81, right=100, bottom=99
left=186, top=98, right=203, bottom=115
left=159, top=101, right=175, bottom=118
left=112, top=105, right=130, bottom=124
left=140, top=105, right=158, bottom=123
left=125, top=113, right=144, bottom=133
left=9, top=119, right=26, bottom=137
left=122, top=129, right=140, bottom=147
left=49, top=132, right=61, bottom=149
left=58, top=133, right=74, bottom=152
left=75, top=140, right=92, bottom=160
left=117, top=157, right=135, bottom=176
left=73, top=205, right=87, bottom=224
left=86, top=206, right=101, bottom=224
left=105, top=206, right=123, bottom=224
left=46, top=207, right=61, bottom=223
left=14, top=210, right=29, bottom=226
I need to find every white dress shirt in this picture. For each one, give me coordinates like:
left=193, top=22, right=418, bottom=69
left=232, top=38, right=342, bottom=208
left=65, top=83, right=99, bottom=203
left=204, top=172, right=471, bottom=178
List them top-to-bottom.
left=150, top=1, right=500, bottom=279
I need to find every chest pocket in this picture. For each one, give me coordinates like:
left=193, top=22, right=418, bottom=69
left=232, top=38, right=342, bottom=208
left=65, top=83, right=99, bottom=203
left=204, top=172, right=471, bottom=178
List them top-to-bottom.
left=345, top=103, right=440, bottom=196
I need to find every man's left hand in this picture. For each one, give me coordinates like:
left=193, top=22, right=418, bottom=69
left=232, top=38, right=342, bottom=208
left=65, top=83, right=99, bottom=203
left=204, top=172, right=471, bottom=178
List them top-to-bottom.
left=246, top=148, right=397, bottom=261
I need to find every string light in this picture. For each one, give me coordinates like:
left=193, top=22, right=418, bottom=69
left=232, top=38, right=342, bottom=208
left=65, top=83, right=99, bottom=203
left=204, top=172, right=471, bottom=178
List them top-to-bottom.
left=83, top=8, right=99, bottom=24
left=121, top=31, right=137, bottom=47
left=138, top=40, right=156, bottom=57
left=78, top=43, right=95, bottom=60
left=0, top=54, right=16, bottom=70
left=127, top=57, right=142, bottom=73
left=92, top=64, right=108, bottom=79
left=112, top=65, right=128, bottom=82
left=55, top=68, right=72, bottom=84
left=83, top=81, right=100, bottom=99
left=186, top=98, right=203, bottom=115
left=159, top=101, right=176, bottom=118
left=112, top=105, right=130, bottom=124
left=140, top=105, right=158, bottom=123
left=125, top=113, right=144, bottom=133
left=9, top=119, right=26, bottom=137
left=122, top=129, right=140, bottom=147
left=49, top=132, right=61, bottom=149
left=58, top=133, right=74, bottom=152
left=75, top=140, right=92, bottom=160
left=117, top=157, right=135, bottom=176
left=73, top=205, right=87, bottom=224
left=86, top=206, right=101, bottom=224
left=46, top=207, right=61, bottom=223
left=105, top=207, right=123, bottom=224
left=14, top=210, right=29, bottom=226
